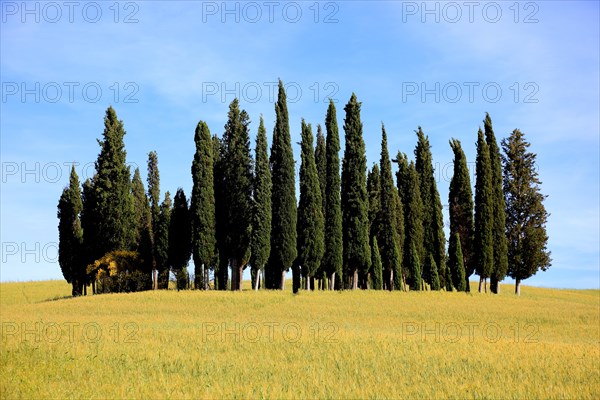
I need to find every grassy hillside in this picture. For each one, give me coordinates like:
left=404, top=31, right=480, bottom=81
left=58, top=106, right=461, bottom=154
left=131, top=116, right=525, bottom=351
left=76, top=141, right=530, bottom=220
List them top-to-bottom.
left=1, top=280, right=598, bottom=399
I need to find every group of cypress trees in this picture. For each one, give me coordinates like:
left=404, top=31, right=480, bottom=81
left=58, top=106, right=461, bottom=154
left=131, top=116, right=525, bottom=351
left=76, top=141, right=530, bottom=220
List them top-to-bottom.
left=58, top=81, right=551, bottom=296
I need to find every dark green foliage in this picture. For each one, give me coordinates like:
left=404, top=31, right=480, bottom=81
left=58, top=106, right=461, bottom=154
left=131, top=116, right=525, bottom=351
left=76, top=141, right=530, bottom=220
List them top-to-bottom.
left=268, top=81, right=297, bottom=289
left=341, top=93, right=371, bottom=289
left=222, top=99, right=253, bottom=290
left=322, top=100, right=343, bottom=290
left=91, top=106, right=135, bottom=255
left=484, top=114, right=509, bottom=294
left=250, top=116, right=272, bottom=290
left=191, top=121, right=216, bottom=289
left=297, top=121, right=325, bottom=287
left=315, top=124, right=327, bottom=214
left=378, top=125, right=402, bottom=291
left=414, top=127, right=446, bottom=287
left=474, top=129, right=494, bottom=292
left=502, top=129, right=551, bottom=295
left=213, top=135, right=228, bottom=290
left=448, top=139, right=474, bottom=291
left=147, top=151, right=160, bottom=241
left=396, top=153, right=423, bottom=290
left=367, top=164, right=381, bottom=242
left=57, top=166, right=84, bottom=296
left=131, top=168, right=153, bottom=274
left=169, top=188, right=192, bottom=288
left=392, top=190, right=405, bottom=290
left=155, top=192, right=172, bottom=289
left=449, top=233, right=466, bottom=291
left=371, top=237, right=383, bottom=290
left=408, top=243, right=421, bottom=291
left=424, top=254, right=440, bottom=290
left=444, top=260, right=453, bottom=292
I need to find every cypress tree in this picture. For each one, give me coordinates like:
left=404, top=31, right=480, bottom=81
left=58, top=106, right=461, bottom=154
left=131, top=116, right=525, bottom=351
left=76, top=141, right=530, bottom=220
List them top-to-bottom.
left=268, top=81, right=297, bottom=290
left=341, top=93, right=370, bottom=289
left=222, top=99, right=253, bottom=291
left=322, top=100, right=343, bottom=290
left=91, top=106, right=134, bottom=254
left=484, top=114, right=509, bottom=294
left=250, top=116, right=272, bottom=291
left=191, top=121, right=217, bottom=290
left=297, top=121, right=325, bottom=290
left=314, top=124, right=327, bottom=288
left=378, top=125, right=402, bottom=291
left=414, top=127, right=446, bottom=287
left=474, top=128, right=494, bottom=292
left=502, top=129, right=551, bottom=295
left=213, top=135, right=228, bottom=290
left=448, top=139, right=474, bottom=292
left=147, top=151, right=160, bottom=288
left=395, top=153, right=424, bottom=290
left=367, top=164, right=381, bottom=244
left=57, top=165, right=84, bottom=296
left=131, top=168, right=153, bottom=276
left=80, top=178, right=98, bottom=289
left=169, top=188, right=192, bottom=290
left=393, top=189, right=405, bottom=290
left=155, top=192, right=172, bottom=289
left=449, top=233, right=466, bottom=291
left=371, top=237, right=383, bottom=290
left=408, top=242, right=421, bottom=291
left=424, top=254, right=440, bottom=291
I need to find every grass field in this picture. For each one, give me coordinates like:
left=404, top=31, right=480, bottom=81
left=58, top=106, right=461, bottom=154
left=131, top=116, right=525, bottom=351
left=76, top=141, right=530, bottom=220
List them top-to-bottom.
left=1, top=280, right=598, bottom=399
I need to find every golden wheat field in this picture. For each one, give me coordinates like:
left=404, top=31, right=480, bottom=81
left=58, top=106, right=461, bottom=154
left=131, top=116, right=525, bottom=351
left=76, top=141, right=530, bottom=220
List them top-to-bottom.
left=1, top=279, right=598, bottom=399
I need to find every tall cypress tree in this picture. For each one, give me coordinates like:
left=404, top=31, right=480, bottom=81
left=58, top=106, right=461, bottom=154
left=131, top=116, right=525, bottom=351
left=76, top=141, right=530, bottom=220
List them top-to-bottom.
left=268, top=80, right=297, bottom=290
left=341, top=93, right=370, bottom=289
left=222, top=99, right=253, bottom=291
left=322, top=100, right=343, bottom=290
left=91, top=106, right=134, bottom=255
left=484, top=114, right=509, bottom=294
left=250, top=116, right=272, bottom=291
left=191, top=121, right=216, bottom=290
left=297, top=121, right=325, bottom=291
left=314, top=124, right=327, bottom=288
left=378, top=125, right=402, bottom=291
left=414, top=127, right=446, bottom=287
left=474, top=128, right=494, bottom=292
left=502, top=129, right=551, bottom=295
left=213, top=135, right=228, bottom=290
left=448, top=139, right=474, bottom=292
left=147, top=151, right=160, bottom=288
left=396, top=153, right=424, bottom=291
left=367, top=164, right=381, bottom=244
left=57, top=165, right=84, bottom=296
left=131, top=168, right=153, bottom=276
left=169, top=188, right=192, bottom=290
left=155, top=192, right=172, bottom=289
left=449, top=233, right=467, bottom=291
left=371, top=237, right=383, bottom=290
left=408, top=242, right=421, bottom=291
left=424, top=254, right=440, bottom=291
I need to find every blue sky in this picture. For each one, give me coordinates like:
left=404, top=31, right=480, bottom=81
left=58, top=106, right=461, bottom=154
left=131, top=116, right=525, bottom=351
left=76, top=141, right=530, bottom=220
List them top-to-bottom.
left=1, top=1, right=598, bottom=289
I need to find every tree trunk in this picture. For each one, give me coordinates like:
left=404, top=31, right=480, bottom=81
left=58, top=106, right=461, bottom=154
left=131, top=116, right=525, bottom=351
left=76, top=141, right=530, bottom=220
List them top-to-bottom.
left=230, top=259, right=237, bottom=291
left=205, top=265, right=209, bottom=290
left=153, top=269, right=157, bottom=290
left=280, top=269, right=286, bottom=290
left=352, top=269, right=358, bottom=289
left=389, top=269, right=394, bottom=291
left=254, top=270, right=260, bottom=291
left=330, top=272, right=336, bottom=290
left=490, top=275, right=498, bottom=294
left=478, top=277, right=483, bottom=292
left=484, top=278, right=487, bottom=293
left=466, top=279, right=470, bottom=292
left=515, top=279, right=521, bottom=295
